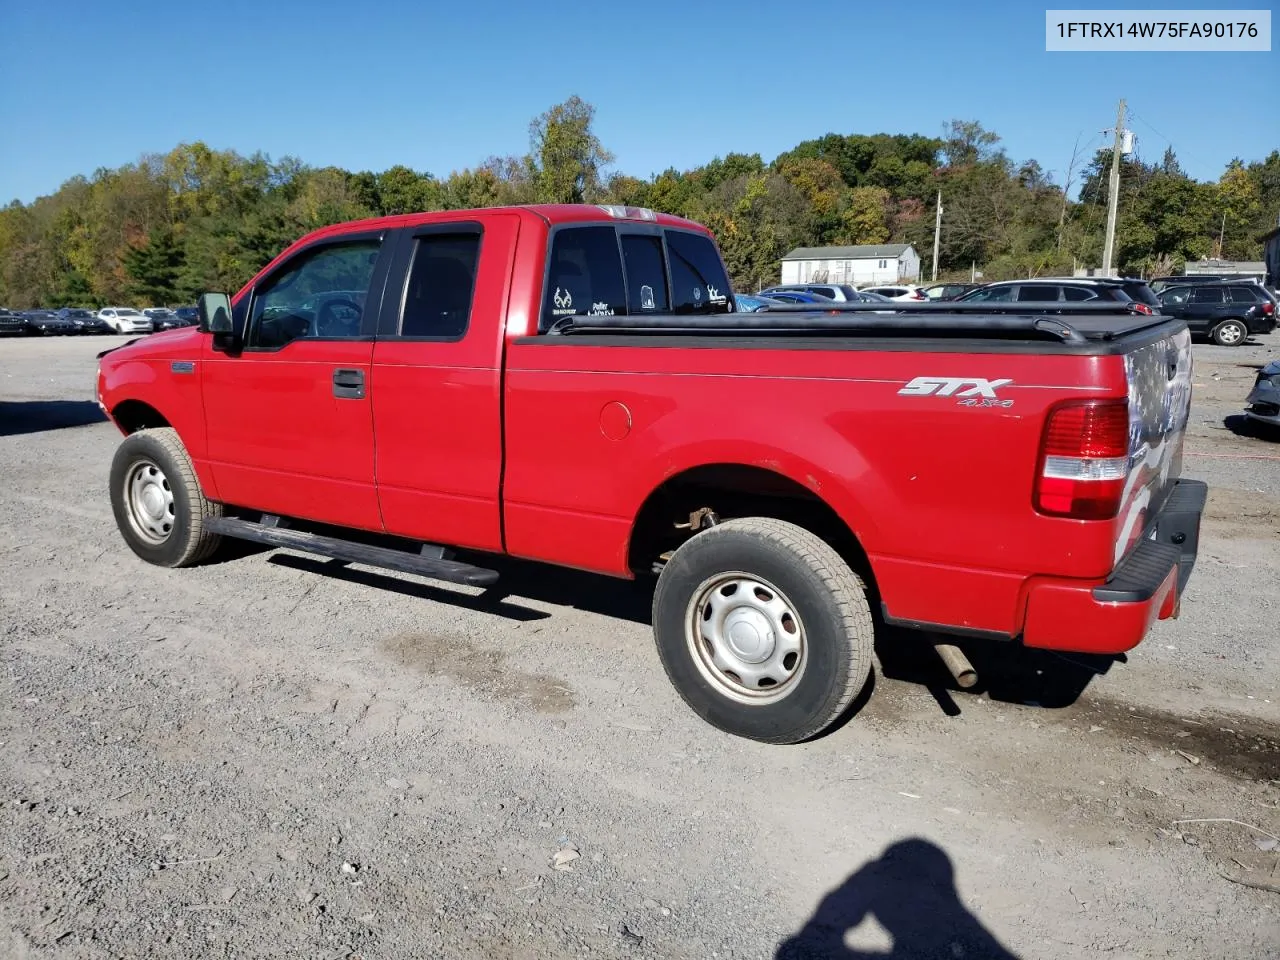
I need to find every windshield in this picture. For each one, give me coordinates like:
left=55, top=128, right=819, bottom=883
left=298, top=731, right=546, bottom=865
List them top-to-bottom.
left=116, top=308, right=142, bottom=316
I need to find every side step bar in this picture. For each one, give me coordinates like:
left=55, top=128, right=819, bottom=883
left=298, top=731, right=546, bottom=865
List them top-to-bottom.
left=206, top=517, right=500, bottom=587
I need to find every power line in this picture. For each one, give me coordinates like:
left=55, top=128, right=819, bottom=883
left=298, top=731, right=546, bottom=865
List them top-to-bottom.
left=1128, top=109, right=1173, bottom=148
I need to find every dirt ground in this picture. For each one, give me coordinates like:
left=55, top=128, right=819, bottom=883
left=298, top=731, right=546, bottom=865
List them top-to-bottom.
left=1, top=332, right=1278, bottom=960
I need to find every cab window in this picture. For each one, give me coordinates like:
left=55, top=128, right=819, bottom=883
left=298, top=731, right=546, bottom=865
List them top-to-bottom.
left=542, top=226, right=627, bottom=331
left=667, top=230, right=732, bottom=314
left=398, top=233, right=481, bottom=339
left=249, top=240, right=381, bottom=348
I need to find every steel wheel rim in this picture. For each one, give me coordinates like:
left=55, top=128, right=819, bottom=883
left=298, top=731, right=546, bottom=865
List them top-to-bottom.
left=1220, top=323, right=1244, bottom=344
left=124, top=458, right=175, bottom=544
left=685, top=571, right=807, bottom=705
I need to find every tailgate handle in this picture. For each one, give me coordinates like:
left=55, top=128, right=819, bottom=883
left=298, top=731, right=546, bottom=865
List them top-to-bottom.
left=332, top=368, right=365, bottom=399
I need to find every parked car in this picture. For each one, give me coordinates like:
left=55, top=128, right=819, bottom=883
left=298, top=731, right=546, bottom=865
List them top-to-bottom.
left=97, top=203, right=1206, bottom=745
left=1150, top=274, right=1264, bottom=293
left=957, top=278, right=1157, bottom=312
left=919, top=282, right=981, bottom=301
left=758, top=283, right=864, bottom=302
left=1157, top=283, right=1276, bottom=346
left=859, top=284, right=926, bottom=301
left=755, top=290, right=834, bottom=305
left=733, top=293, right=784, bottom=312
left=174, top=306, right=201, bottom=325
left=98, top=307, right=154, bottom=334
left=0, top=308, right=25, bottom=336
left=57, top=308, right=113, bottom=334
left=144, top=308, right=187, bottom=332
left=22, top=310, right=77, bottom=335
left=1244, top=360, right=1280, bottom=430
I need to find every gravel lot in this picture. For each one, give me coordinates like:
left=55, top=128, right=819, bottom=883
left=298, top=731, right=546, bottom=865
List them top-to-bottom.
left=1, top=333, right=1278, bottom=960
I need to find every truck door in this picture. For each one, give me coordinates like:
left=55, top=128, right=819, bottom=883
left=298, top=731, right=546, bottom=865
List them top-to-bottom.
left=370, top=214, right=521, bottom=552
left=201, top=230, right=392, bottom=531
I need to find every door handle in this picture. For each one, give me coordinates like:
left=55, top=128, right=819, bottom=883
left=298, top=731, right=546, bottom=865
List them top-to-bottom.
left=332, top=368, right=365, bottom=399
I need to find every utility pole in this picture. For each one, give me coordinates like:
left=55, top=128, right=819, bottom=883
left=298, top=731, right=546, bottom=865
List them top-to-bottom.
left=1101, top=98, right=1126, bottom=276
left=931, top=191, right=943, bottom=282
left=1217, top=211, right=1227, bottom=258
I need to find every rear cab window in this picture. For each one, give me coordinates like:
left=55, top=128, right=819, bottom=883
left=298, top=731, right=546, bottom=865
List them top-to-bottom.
left=540, top=223, right=732, bottom=330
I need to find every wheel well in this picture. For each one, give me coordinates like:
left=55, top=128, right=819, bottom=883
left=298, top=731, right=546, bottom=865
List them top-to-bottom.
left=111, top=400, right=170, bottom=435
left=627, top=464, right=873, bottom=585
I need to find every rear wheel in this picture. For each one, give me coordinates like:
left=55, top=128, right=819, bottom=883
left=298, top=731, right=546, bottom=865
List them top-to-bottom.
left=1212, top=319, right=1248, bottom=346
left=109, top=428, right=222, bottom=567
left=652, top=517, right=874, bottom=744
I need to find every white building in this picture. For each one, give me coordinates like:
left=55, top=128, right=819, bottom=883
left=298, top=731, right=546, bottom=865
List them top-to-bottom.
left=780, top=244, right=921, bottom=287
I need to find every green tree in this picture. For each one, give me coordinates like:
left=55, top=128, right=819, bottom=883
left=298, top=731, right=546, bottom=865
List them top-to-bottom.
left=527, top=95, right=614, bottom=203
left=124, top=228, right=186, bottom=304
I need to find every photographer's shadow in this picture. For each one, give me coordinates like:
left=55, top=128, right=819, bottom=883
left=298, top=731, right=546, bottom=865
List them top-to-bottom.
left=776, top=838, right=1020, bottom=959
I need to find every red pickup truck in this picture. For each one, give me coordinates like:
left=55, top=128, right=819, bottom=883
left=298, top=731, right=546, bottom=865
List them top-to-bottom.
left=97, top=203, right=1205, bottom=743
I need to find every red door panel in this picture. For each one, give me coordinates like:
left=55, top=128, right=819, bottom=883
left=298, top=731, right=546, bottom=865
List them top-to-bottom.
left=371, top=214, right=520, bottom=551
left=202, top=340, right=381, bottom=530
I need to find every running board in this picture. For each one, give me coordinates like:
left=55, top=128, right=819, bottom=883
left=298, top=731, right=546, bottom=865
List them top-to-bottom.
left=206, top=517, right=499, bottom=587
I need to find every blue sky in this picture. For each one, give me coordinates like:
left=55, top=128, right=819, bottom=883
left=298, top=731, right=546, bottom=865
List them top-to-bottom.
left=1, top=0, right=1275, bottom=205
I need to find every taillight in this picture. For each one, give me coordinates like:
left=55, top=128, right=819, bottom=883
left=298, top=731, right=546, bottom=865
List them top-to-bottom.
left=1263, top=301, right=1275, bottom=315
left=1133, top=303, right=1153, bottom=315
left=1035, top=399, right=1130, bottom=520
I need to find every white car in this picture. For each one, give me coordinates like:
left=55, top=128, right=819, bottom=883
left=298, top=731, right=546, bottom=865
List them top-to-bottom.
left=859, top=284, right=926, bottom=302
left=98, top=307, right=154, bottom=334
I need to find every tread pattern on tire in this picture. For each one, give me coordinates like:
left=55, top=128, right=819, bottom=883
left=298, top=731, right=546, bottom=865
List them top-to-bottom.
left=137, top=427, right=223, bottom=566
left=656, top=516, right=875, bottom=744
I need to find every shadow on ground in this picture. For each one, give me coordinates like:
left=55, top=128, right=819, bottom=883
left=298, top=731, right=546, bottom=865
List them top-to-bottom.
left=0, top=400, right=106, bottom=437
left=1224, top=413, right=1280, bottom=442
left=874, top=625, right=1120, bottom=717
left=776, top=837, right=1020, bottom=959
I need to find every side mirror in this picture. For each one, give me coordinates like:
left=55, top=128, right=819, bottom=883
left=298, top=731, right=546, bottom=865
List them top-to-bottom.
left=198, top=293, right=233, bottom=334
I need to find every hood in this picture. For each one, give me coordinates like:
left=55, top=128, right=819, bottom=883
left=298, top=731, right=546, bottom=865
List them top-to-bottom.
left=97, top=325, right=200, bottom=361
left=1261, top=360, right=1280, bottom=377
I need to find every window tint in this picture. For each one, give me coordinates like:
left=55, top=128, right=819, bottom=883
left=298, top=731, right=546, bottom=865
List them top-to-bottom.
left=542, top=226, right=626, bottom=330
left=667, top=230, right=731, bottom=314
left=399, top=234, right=480, bottom=338
left=621, top=234, right=669, bottom=313
left=250, top=240, right=380, bottom=348
left=1121, top=281, right=1160, bottom=307
left=808, top=286, right=837, bottom=298
left=968, top=286, right=1014, bottom=302
left=1016, top=286, right=1060, bottom=302
left=1061, top=286, right=1096, bottom=301
left=1227, top=286, right=1260, bottom=304
left=1191, top=287, right=1225, bottom=304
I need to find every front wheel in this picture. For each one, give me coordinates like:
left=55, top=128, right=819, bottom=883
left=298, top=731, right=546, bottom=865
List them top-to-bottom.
left=1212, top=319, right=1248, bottom=346
left=109, top=428, right=223, bottom=567
left=652, top=517, right=874, bottom=744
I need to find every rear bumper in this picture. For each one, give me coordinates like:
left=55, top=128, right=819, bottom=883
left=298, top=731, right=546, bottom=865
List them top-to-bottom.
left=1022, top=479, right=1208, bottom=653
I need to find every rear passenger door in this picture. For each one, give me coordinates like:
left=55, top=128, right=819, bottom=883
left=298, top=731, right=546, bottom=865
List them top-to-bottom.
left=370, top=215, right=521, bottom=552
left=1185, top=286, right=1226, bottom=332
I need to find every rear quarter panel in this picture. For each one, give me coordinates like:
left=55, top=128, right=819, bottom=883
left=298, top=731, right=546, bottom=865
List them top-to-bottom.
left=502, top=339, right=1128, bottom=632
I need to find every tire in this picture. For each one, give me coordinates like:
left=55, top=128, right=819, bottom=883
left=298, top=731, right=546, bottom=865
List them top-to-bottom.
left=1212, top=319, right=1248, bottom=346
left=109, top=427, right=223, bottom=567
left=652, top=517, right=874, bottom=744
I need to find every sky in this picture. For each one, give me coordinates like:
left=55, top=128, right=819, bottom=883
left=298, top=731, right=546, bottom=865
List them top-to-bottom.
left=1, top=0, right=1276, bottom=205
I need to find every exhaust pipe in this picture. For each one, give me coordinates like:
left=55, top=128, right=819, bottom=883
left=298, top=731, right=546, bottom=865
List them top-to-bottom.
left=933, top=642, right=978, bottom=689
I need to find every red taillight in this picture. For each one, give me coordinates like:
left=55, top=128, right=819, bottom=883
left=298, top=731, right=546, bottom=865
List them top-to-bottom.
left=1263, top=301, right=1275, bottom=315
left=1134, top=303, right=1153, bottom=315
left=1035, top=399, right=1130, bottom=520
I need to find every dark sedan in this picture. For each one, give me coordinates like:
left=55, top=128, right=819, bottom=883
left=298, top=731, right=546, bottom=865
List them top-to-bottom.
left=174, top=306, right=200, bottom=325
left=0, top=308, right=25, bottom=336
left=57, top=308, right=113, bottom=334
left=144, top=308, right=188, bottom=331
left=22, top=310, right=77, bottom=336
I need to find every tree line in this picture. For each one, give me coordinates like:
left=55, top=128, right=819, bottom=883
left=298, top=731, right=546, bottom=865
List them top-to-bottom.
left=1, top=95, right=1276, bottom=309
